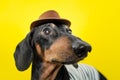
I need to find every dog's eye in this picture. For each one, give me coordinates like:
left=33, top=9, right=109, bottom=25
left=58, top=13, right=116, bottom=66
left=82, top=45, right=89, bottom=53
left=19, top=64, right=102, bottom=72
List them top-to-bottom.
left=43, top=28, right=51, bottom=35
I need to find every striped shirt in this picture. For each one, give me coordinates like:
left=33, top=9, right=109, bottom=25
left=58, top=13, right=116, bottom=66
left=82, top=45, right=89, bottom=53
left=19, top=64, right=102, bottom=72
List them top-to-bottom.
left=65, top=64, right=99, bottom=80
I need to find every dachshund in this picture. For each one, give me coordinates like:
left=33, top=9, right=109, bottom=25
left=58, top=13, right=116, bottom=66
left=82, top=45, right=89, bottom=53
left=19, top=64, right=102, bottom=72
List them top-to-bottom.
left=14, top=23, right=107, bottom=80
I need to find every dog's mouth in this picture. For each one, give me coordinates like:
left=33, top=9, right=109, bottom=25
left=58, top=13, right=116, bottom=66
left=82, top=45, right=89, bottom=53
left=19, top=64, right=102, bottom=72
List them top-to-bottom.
left=51, top=48, right=91, bottom=65
left=51, top=53, right=88, bottom=65
left=51, top=58, right=79, bottom=64
left=50, top=59, right=80, bottom=68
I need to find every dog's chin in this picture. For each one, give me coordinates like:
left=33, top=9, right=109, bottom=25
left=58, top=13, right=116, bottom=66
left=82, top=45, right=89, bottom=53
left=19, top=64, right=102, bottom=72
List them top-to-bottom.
left=51, top=58, right=82, bottom=65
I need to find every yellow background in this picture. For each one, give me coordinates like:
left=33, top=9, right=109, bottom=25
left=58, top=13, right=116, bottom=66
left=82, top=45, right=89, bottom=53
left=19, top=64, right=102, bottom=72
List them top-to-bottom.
left=0, top=0, right=120, bottom=80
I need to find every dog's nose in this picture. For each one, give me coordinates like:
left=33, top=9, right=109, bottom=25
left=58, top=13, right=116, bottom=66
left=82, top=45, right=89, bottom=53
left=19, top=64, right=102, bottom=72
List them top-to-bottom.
left=72, top=42, right=92, bottom=58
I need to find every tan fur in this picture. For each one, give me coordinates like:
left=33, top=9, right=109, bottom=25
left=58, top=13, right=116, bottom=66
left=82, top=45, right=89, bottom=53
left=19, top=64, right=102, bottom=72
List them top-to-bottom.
left=50, top=23, right=56, bottom=28
left=35, top=36, right=79, bottom=80
left=44, top=36, right=78, bottom=62
left=35, top=43, right=44, bottom=59
left=39, top=62, right=62, bottom=80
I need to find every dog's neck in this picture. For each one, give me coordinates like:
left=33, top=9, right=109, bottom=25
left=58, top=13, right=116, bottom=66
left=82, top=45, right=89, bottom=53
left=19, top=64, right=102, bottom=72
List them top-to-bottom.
left=31, top=58, right=62, bottom=80
left=39, top=62, right=62, bottom=80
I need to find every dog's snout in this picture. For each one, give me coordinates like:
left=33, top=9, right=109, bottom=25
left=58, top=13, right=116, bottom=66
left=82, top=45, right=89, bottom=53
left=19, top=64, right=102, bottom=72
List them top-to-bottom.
left=72, top=41, right=92, bottom=58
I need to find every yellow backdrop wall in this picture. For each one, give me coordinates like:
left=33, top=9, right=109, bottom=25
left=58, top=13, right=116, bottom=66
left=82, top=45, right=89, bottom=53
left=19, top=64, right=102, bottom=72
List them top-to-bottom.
left=0, top=0, right=120, bottom=80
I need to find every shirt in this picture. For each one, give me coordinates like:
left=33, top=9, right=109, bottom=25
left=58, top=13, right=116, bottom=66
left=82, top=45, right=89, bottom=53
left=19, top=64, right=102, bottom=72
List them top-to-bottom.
left=65, top=64, right=99, bottom=80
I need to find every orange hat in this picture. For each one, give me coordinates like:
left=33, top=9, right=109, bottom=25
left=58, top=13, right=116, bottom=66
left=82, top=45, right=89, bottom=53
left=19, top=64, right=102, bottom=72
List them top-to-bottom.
left=30, top=10, right=71, bottom=30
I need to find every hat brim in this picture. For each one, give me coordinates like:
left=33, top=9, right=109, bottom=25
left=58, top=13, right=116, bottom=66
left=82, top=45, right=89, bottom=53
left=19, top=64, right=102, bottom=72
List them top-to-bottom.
left=30, top=19, right=71, bottom=30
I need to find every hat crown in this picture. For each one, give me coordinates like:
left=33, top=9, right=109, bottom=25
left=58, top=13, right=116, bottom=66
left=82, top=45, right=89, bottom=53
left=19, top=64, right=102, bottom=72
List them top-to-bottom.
left=30, top=10, right=71, bottom=30
left=39, top=10, right=60, bottom=20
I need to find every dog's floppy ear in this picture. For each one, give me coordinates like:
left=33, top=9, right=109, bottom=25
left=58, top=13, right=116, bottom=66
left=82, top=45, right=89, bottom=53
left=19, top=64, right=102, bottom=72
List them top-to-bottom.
left=14, top=32, right=33, bottom=71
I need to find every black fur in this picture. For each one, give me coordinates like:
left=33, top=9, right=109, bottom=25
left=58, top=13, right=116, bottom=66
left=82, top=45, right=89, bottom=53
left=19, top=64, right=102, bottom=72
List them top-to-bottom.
left=14, top=23, right=107, bottom=80
left=14, top=32, right=33, bottom=71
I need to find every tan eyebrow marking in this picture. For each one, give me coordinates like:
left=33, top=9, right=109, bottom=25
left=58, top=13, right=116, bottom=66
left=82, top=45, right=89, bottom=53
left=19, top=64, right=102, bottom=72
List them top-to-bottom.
left=50, top=23, right=56, bottom=28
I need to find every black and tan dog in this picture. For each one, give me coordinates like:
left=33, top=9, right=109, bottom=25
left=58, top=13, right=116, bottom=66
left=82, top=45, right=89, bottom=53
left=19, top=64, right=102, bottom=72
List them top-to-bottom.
left=14, top=10, right=106, bottom=80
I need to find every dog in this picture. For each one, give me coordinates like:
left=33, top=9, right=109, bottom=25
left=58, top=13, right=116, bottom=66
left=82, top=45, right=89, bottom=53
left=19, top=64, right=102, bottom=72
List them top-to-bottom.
left=14, top=10, right=107, bottom=80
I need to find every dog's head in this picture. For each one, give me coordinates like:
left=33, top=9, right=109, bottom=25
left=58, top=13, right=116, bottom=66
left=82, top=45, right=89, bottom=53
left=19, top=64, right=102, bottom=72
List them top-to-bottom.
left=14, top=23, right=91, bottom=71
